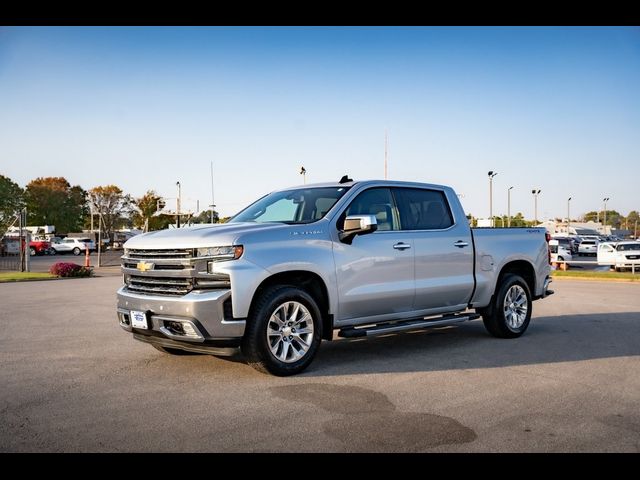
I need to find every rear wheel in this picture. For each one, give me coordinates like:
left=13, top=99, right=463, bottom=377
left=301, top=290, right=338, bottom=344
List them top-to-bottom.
left=50, top=248, right=57, bottom=255
left=482, top=274, right=532, bottom=338
left=241, top=285, right=322, bottom=376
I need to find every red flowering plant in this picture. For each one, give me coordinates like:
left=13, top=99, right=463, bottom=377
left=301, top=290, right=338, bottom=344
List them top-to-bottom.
left=49, top=262, right=93, bottom=278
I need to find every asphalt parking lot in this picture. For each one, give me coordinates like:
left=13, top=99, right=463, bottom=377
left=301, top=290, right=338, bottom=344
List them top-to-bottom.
left=0, top=276, right=639, bottom=452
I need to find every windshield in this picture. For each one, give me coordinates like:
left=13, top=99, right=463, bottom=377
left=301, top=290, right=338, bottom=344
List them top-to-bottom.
left=230, top=186, right=351, bottom=224
left=617, top=243, right=640, bottom=251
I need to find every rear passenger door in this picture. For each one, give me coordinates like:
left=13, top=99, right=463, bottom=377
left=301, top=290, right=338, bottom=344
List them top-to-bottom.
left=393, top=187, right=474, bottom=313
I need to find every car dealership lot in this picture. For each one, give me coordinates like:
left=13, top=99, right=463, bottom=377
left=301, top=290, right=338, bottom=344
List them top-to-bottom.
left=0, top=276, right=638, bottom=452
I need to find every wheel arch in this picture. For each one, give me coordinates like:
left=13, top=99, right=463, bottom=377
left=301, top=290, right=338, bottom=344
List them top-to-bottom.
left=249, top=270, right=333, bottom=340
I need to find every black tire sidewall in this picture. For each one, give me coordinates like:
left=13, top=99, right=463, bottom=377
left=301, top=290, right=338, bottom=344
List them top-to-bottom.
left=73, top=247, right=81, bottom=255
left=494, top=274, right=532, bottom=337
left=242, top=286, right=323, bottom=376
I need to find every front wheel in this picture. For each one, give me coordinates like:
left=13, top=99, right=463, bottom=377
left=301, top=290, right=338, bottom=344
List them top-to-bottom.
left=29, top=247, right=36, bottom=256
left=73, top=247, right=81, bottom=255
left=482, top=274, right=532, bottom=338
left=241, top=285, right=323, bottom=376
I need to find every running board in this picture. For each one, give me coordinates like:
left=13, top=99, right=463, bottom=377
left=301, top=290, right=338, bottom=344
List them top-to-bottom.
left=338, top=313, right=481, bottom=338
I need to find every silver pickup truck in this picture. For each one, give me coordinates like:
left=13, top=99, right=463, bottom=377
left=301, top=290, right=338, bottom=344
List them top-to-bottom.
left=117, top=179, right=553, bottom=376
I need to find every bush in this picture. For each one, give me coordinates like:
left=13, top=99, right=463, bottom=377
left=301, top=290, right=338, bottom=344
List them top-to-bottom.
left=49, top=262, right=93, bottom=278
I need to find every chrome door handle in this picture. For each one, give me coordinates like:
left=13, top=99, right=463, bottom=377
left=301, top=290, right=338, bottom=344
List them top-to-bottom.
left=454, top=241, right=469, bottom=248
left=393, top=242, right=411, bottom=250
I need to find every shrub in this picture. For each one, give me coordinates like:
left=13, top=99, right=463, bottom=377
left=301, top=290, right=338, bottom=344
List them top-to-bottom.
left=49, top=262, right=93, bottom=278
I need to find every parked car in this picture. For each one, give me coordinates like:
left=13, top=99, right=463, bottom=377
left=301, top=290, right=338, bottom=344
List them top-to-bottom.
left=551, top=236, right=578, bottom=255
left=50, top=237, right=96, bottom=255
left=29, top=239, right=51, bottom=256
left=549, top=239, right=573, bottom=264
left=578, top=239, right=598, bottom=256
left=598, top=241, right=640, bottom=271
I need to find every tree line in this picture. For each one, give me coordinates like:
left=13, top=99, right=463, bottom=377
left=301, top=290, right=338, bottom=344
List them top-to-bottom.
left=0, top=174, right=220, bottom=239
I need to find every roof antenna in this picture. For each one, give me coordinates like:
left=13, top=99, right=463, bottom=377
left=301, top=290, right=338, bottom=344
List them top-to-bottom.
left=339, top=175, right=353, bottom=184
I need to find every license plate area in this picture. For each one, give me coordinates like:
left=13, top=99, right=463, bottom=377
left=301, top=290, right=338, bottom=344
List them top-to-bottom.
left=130, top=310, right=149, bottom=330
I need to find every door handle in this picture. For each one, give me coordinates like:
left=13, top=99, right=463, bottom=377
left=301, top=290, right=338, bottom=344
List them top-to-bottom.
left=454, top=241, right=469, bottom=248
left=393, top=242, right=411, bottom=250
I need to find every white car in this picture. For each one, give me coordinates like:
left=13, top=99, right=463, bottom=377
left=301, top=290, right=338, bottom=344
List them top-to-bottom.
left=50, top=237, right=96, bottom=255
left=549, top=239, right=572, bottom=264
left=578, top=239, right=598, bottom=256
left=598, top=241, right=640, bottom=271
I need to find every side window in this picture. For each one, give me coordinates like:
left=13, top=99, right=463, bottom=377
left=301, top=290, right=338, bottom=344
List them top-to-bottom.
left=340, top=188, right=398, bottom=231
left=393, top=188, right=454, bottom=230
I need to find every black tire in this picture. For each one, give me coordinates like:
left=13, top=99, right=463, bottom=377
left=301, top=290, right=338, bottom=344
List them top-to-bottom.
left=29, top=247, right=36, bottom=256
left=73, top=247, right=81, bottom=255
left=50, top=248, right=57, bottom=255
left=482, top=274, right=532, bottom=339
left=241, top=285, right=323, bottom=376
left=152, top=344, right=198, bottom=355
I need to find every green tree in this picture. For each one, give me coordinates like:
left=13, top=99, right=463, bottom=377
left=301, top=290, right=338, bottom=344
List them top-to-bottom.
left=0, top=175, right=24, bottom=233
left=25, top=177, right=86, bottom=233
left=89, top=185, right=133, bottom=240
left=131, top=190, right=173, bottom=231
left=189, top=209, right=219, bottom=224
left=627, top=211, right=639, bottom=237
left=509, top=212, right=531, bottom=227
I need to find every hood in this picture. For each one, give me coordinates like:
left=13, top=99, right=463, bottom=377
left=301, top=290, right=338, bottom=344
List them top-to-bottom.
left=123, top=222, right=292, bottom=249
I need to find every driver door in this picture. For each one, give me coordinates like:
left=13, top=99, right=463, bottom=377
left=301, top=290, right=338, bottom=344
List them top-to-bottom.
left=332, top=187, right=415, bottom=321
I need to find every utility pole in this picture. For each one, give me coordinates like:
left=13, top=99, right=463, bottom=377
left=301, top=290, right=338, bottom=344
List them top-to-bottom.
left=384, top=129, right=388, bottom=180
left=210, top=162, right=215, bottom=223
left=488, top=171, right=498, bottom=227
left=176, top=181, right=181, bottom=228
left=507, top=186, right=513, bottom=228
left=532, top=189, right=541, bottom=224
left=567, top=197, right=572, bottom=235
left=603, top=197, right=610, bottom=235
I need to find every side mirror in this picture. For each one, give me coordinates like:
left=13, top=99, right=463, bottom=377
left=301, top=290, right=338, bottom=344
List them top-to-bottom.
left=339, top=214, right=378, bottom=244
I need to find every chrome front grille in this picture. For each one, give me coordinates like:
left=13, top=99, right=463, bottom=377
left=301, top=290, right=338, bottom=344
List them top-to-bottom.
left=121, top=248, right=229, bottom=296
left=127, top=248, right=193, bottom=259
left=127, top=276, right=192, bottom=296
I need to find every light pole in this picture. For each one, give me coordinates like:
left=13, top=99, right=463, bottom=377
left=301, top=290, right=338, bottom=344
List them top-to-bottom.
left=300, top=166, right=306, bottom=184
left=488, top=171, right=498, bottom=227
left=176, top=181, right=181, bottom=228
left=507, top=186, right=513, bottom=227
left=531, top=189, right=541, bottom=224
left=567, top=197, right=572, bottom=235
left=603, top=197, right=610, bottom=234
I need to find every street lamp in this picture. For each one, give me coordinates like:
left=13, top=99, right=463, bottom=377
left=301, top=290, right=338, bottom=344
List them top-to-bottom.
left=300, top=166, right=306, bottom=184
left=488, top=171, right=498, bottom=227
left=176, top=181, right=181, bottom=228
left=507, top=186, right=513, bottom=228
left=531, top=189, right=541, bottom=224
left=567, top=197, right=572, bottom=235
left=603, top=197, right=610, bottom=234
left=209, top=204, right=216, bottom=223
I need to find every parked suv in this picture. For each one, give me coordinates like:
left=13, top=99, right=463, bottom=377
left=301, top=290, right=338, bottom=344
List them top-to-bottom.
left=50, top=237, right=96, bottom=255
left=578, top=239, right=598, bottom=256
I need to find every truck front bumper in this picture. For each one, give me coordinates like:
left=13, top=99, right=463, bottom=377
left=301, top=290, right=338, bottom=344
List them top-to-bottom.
left=117, top=286, right=246, bottom=355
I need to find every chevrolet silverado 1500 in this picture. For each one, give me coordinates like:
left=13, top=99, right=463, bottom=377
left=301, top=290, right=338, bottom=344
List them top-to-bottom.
left=117, top=179, right=553, bottom=375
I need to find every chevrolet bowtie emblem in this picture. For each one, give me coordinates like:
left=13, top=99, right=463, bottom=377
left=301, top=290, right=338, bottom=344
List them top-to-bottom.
left=136, top=261, right=154, bottom=272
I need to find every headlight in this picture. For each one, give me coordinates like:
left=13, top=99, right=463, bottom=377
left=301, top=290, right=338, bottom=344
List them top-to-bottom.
left=197, top=245, right=244, bottom=261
